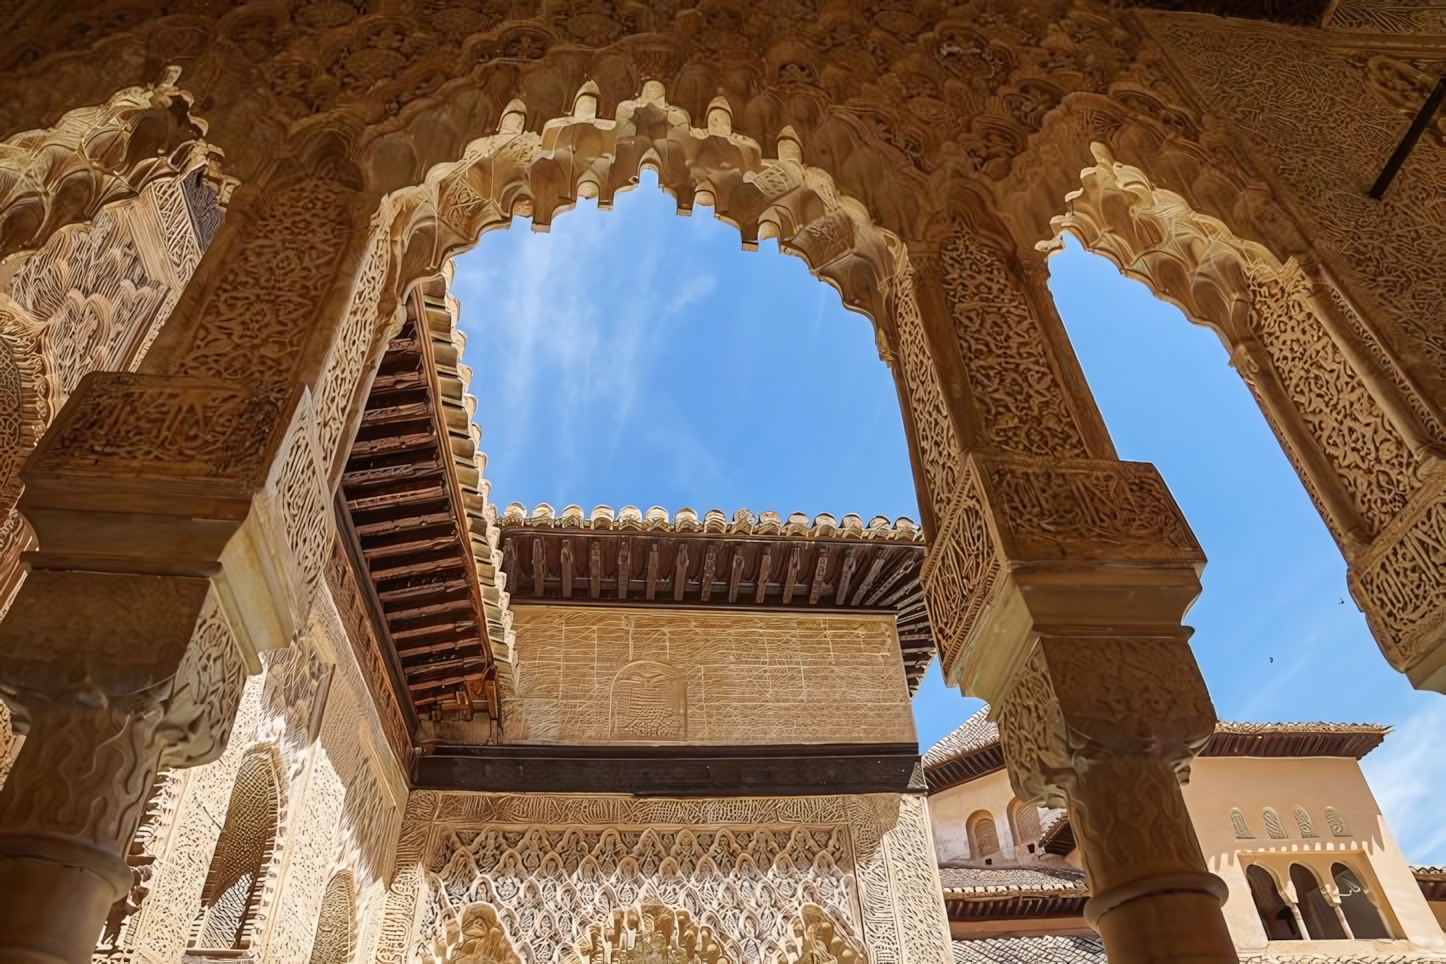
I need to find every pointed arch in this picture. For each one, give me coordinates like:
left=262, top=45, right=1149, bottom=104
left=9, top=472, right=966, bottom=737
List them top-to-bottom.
left=966, top=810, right=1000, bottom=860
left=1245, top=864, right=1300, bottom=940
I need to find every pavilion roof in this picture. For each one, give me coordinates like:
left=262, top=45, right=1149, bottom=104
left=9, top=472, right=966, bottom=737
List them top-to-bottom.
left=495, top=502, right=934, bottom=691
left=923, top=711, right=1390, bottom=795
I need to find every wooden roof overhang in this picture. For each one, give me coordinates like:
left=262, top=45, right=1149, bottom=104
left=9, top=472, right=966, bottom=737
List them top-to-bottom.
left=336, top=282, right=511, bottom=730
left=497, top=508, right=934, bottom=691
left=925, top=721, right=1390, bottom=796
left=925, top=743, right=1006, bottom=793
left=1415, top=867, right=1446, bottom=903
left=941, top=888, right=1089, bottom=923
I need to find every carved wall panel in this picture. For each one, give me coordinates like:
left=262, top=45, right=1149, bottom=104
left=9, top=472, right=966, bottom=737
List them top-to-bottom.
left=1327, top=0, right=1446, bottom=33
left=1141, top=15, right=1446, bottom=416
left=936, top=238, right=1090, bottom=462
left=888, top=267, right=963, bottom=524
left=324, top=540, right=414, bottom=772
left=97, top=586, right=407, bottom=964
left=501, top=608, right=915, bottom=746
left=118, top=676, right=267, bottom=964
left=384, top=791, right=951, bottom=964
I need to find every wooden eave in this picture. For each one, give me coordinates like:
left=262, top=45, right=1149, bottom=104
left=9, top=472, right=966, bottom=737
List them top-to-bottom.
left=338, top=289, right=505, bottom=723
left=498, top=523, right=934, bottom=691
left=924, top=743, right=1006, bottom=794
left=942, top=889, right=1089, bottom=922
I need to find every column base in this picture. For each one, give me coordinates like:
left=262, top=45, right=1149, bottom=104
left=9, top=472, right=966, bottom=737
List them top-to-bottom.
left=0, top=834, right=129, bottom=964
left=1089, top=878, right=1237, bottom=964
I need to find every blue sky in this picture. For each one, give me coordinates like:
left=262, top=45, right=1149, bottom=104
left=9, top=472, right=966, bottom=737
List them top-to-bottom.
left=451, top=173, right=1445, bottom=863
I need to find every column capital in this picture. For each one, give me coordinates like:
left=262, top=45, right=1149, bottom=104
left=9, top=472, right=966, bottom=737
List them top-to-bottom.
left=921, top=451, right=1205, bottom=696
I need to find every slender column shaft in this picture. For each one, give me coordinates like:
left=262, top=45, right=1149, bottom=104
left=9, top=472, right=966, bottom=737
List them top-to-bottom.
left=900, top=219, right=1237, bottom=962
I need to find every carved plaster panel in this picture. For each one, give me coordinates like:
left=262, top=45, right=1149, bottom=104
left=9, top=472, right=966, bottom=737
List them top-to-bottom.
left=1142, top=15, right=1446, bottom=414
left=500, top=607, right=915, bottom=746
left=385, top=791, right=951, bottom=964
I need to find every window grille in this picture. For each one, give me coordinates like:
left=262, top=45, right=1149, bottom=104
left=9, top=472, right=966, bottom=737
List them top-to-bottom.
left=189, top=753, right=280, bottom=950
left=1294, top=807, right=1317, bottom=838
left=1231, top=808, right=1254, bottom=839
left=1263, top=808, right=1287, bottom=839
left=307, top=873, right=356, bottom=964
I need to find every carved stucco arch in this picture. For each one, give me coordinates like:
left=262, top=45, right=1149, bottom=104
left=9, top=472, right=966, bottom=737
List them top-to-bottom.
left=383, top=81, right=906, bottom=327
left=1045, top=144, right=1446, bottom=686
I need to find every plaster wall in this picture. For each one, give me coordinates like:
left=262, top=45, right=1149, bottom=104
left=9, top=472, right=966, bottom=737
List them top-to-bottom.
left=501, top=606, right=916, bottom=746
left=1182, top=756, right=1446, bottom=952
left=927, top=770, right=1022, bottom=866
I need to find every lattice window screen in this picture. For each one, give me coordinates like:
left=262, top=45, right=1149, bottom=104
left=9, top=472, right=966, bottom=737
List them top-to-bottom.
left=190, top=753, right=279, bottom=950
left=1007, top=799, right=1041, bottom=847
left=308, top=873, right=356, bottom=964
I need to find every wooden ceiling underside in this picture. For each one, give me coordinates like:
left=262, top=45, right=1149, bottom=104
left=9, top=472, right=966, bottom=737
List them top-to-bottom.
left=339, top=294, right=500, bottom=723
left=500, top=527, right=934, bottom=691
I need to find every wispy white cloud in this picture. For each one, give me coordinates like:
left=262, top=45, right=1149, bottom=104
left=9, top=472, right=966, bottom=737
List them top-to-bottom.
left=1360, top=695, right=1446, bottom=864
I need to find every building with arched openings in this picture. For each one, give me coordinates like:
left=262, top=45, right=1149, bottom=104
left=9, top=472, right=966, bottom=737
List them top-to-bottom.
left=0, top=1, right=1443, bottom=963
left=924, top=708, right=1446, bottom=956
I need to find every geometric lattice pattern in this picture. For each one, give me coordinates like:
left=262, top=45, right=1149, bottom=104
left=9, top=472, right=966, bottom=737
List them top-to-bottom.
left=192, top=753, right=279, bottom=950
left=308, top=873, right=357, bottom=964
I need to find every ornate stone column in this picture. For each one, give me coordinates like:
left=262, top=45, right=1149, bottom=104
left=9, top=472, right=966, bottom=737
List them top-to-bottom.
left=0, top=141, right=384, bottom=962
left=902, top=230, right=1237, bottom=962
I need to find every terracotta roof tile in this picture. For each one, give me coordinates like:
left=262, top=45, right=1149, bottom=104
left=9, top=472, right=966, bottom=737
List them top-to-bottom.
left=495, top=503, right=926, bottom=542
left=923, top=708, right=996, bottom=767
left=924, top=709, right=1389, bottom=774
left=939, top=866, right=1086, bottom=895
left=952, top=937, right=1105, bottom=963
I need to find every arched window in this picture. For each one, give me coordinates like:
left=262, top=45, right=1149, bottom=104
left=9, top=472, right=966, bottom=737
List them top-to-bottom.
left=190, top=752, right=280, bottom=950
left=1007, top=798, right=1042, bottom=853
left=1263, top=807, right=1287, bottom=839
left=1294, top=807, right=1317, bottom=838
left=1325, top=807, right=1348, bottom=837
left=1231, top=808, right=1254, bottom=839
left=968, top=811, right=1000, bottom=861
left=1289, top=863, right=1346, bottom=939
left=1332, top=863, right=1390, bottom=939
left=1245, top=865, right=1300, bottom=940
left=308, top=873, right=357, bottom=964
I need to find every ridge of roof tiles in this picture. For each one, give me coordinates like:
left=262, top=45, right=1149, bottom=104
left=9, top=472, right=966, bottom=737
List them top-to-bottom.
left=492, top=503, right=926, bottom=542
left=922, top=707, right=998, bottom=767
left=924, top=710, right=1390, bottom=769
left=1213, top=720, right=1389, bottom=735
left=1414, top=865, right=1446, bottom=877
left=938, top=866, right=1086, bottom=894
left=951, top=936, right=1105, bottom=964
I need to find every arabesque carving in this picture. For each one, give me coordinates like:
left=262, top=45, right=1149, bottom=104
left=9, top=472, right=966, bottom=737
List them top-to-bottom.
left=0, top=1, right=1442, bottom=961
left=0, top=68, right=205, bottom=263
left=1050, top=145, right=1446, bottom=682
left=389, top=791, right=948, bottom=964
